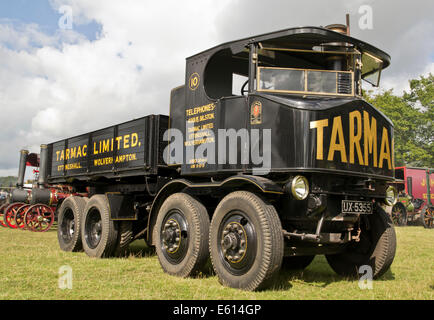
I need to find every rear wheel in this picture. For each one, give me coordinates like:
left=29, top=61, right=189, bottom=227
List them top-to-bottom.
left=209, top=191, right=283, bottom=291
left=154, top=193, right=210, bottom=277
left=81, top=195, right=119, bottom=258
left=57, top=197, right=88, bottom=252
left=391, top=202, right=407, bottom=226
left=0, top=203, right=9, bottom=227
left=4, top=203, right=25, bottom=229
left=14, top=204, right=30, bottom=229
left=420, top=205, right=434, bottom=229
left=326, top=206, right=396, bottom=279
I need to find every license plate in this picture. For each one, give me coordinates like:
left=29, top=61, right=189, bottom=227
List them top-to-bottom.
left=341, top=200, right=373, bottom=214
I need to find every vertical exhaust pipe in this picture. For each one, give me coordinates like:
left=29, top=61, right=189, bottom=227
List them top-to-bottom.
left=346, top=13, right=350, bottom=36
left=38, top=144, right=48, bottom=189
left=12, top=149, right=30, bottom=203
left=16, top=149, right=29, bottom=188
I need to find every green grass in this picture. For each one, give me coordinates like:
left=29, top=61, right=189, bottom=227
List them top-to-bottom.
left=0, top=225, right=432, bottom=300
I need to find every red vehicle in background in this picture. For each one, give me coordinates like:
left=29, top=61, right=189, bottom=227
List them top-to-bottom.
left=388, top=167, right=433, bottom=228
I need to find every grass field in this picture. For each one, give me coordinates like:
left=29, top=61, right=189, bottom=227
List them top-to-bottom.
left=0, top=225, right=432, bottom=300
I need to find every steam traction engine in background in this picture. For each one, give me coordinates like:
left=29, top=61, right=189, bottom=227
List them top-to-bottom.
left=7, top=22, right=400, bottom=290
left=0, top=149, right=82, bottom=231
left=388, top=167, right=433, bottom=228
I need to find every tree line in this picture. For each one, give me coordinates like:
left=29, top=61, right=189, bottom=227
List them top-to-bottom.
left=364, top=73, right=433, bottom=168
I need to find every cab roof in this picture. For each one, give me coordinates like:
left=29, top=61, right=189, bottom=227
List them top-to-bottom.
left=188, top=26, right=390, bottom=70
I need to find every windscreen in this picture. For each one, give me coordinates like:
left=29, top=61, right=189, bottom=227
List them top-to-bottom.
left=361, top=52, right=383, bottom=87
left=258, top=67, right=354, bottom=96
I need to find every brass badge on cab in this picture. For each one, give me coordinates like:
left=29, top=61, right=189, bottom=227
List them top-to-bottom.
left=250, top=101, right=262, bottom=125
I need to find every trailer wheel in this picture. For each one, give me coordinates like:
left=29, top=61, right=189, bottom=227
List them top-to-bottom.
left=209, top=191, right=283, bottom=291
left=154, top=193, right=210, bottom=277
left=81, top=195, right=119, bottom=258
left=57, top=197, right=88, bottom=252
left=391, top=202, right=407, bottom=226
left=420, top=205, right=434, bottom=229
left=326, top=206, right=396, bottom=279
left=282, top=255, right=315, bottom=270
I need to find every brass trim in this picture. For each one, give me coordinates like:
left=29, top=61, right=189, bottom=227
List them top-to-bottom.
left=260, top=47, right=358, bottom=55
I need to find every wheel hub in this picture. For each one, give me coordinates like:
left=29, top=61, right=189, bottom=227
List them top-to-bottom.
left=162, top=219, right=181, bottom=253
left=221, top=222, right=247, bottom=263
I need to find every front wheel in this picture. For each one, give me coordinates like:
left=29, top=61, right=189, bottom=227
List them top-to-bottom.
left=209, top=191, right=283, bottom=291
left=326, top=205, right=396, bottom=279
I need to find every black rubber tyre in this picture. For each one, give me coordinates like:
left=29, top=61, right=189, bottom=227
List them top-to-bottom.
left=209, top=191, right=284, bottom=291
left=154, top=193, right=210, bottom=277
left=81, top=195, right=119, bottom=258
left=57, top=196, right=88, bottom=252
left=391, top=202, right=407, bottom=226
left=326, top=205, right=396, bottom=279
left=420, top=205, right=434, bottom=229
left=114, top=221, right=134, bottom=257
left=282, top=255, right=315, bottom=270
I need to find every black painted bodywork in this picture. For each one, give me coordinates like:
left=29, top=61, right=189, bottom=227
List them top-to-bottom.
left=46, top=115, right=169, bottom=184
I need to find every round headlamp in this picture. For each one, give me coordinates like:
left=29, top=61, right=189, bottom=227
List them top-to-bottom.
left=291, top=175, right=309, bottom=200
left=384, top=186, right=398, bottom=206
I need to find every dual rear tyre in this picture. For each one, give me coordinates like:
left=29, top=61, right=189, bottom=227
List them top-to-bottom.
left=57, top=195, right=133, bottom=258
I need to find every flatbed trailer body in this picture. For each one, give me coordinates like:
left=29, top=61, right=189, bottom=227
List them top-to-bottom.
left=47, top=115, right=169, bottom=184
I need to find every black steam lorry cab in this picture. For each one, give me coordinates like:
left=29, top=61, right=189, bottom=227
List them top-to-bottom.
left=29, top=23, right=397, bottom=290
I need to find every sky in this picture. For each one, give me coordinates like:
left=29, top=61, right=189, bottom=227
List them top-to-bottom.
left=0, top=0, right=433, bottom=179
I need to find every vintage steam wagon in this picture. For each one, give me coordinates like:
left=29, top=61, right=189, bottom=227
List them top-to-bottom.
left=28, top=23, right=397, bottom=290
left=0, top=150, right=79, bottom=231
left=388, top=167, right=433, bottom=228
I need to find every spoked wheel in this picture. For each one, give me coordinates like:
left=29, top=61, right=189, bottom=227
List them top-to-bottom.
left=209, top=191, right=284, bottom=291
left=391, top=202, right=407, bottom=226
left=0, top=203, right=10, bottom=227
left=4, top=203, right=25, bottom=229
left=14, top=204, right=30, bottom=229
left=24, top=204, right=55, bottom=232
left=420, top=205, right=434, bottom=229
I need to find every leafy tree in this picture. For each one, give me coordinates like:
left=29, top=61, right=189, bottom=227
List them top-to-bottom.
left=364, top=73, right=433, bottom=168
left=403, top=73, right=433, bottom=167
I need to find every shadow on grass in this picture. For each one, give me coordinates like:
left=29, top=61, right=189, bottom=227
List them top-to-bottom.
left=127, top=240, right=156, bottom=258
left=108, top=242, right=397, bottom=291
left=268, top=256, right=396, bottom=291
